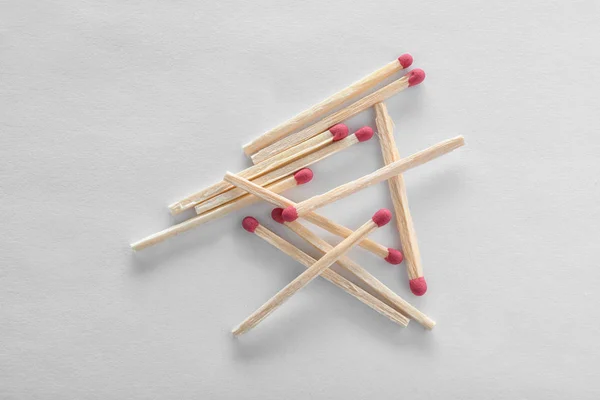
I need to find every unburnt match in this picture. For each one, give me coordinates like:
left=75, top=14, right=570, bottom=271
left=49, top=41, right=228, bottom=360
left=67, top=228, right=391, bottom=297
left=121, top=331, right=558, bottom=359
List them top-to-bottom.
left=243, top=53, right=413, bottom=157
left=251, top=69, right=426, bottom=164
left=375, top=102, right=427, bottom=295
left=281, top=135, right=465, bottom=222
left=232, top=209, right=392, bottom=336
left=242, top=217, right=409, bottom=327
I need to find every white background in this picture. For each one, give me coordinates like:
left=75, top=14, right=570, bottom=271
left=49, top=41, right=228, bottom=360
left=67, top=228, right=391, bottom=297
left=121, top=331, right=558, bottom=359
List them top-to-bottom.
left=2, top=1, right=599, bottom=398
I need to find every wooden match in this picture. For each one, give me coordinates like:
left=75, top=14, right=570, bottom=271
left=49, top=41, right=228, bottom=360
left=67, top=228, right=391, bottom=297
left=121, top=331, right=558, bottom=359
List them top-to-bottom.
left=131, top=50, right=468, bottom=339
left=242, top=53, right=413, bottom=157
left=250, top=69, right=426, bottom=164
left=375, top=102, right=426, bottom=295
left=168, top=124, right=349, bottom=215
left=194, top=127, right=374, bottom=216
left=280, top=135, right=466, bottom=222
left=130, top=169, right=313, bottom=251
left=223, top=171, right=404, bottom=265
left=271, top=208, right=435, bottom=329
left=232, top=209, right=392, bottom=335
left=242, top=217, right=409, bottom=327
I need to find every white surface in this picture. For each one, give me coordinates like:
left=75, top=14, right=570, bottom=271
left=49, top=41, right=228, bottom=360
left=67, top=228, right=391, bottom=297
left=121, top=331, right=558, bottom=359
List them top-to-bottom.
left=1, top=1, right=599, bottom=398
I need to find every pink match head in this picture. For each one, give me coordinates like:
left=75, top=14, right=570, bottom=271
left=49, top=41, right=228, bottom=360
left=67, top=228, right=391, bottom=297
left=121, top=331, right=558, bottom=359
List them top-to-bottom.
left=398, top=53, right=413, bottom=69
left=408, top=68, right=426, bottom=87
left=329, top=124, right=349, bottom=141
left=355, top=126, right=374, bottom=142
left=293, top=168, right=313, bottom=185
left=281, top=206, right=299, bottom=222
left=271, top=208, right=285, bottom=224
left=372, top=209, right=392, bottom=227
left=242, top=216, right=259, bottom=233
left=385, top=248, right=404, bottom=265
left=409, top=277, right=428, bottom=296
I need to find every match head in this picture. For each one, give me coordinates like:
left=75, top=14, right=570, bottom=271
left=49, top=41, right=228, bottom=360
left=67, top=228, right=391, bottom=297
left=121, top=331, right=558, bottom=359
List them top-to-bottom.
left=398, top=53, right=413, bottom=69
left=408, top=68, right=426, bottom=87
left=329, top=124, right=349, bottom=141
left=355, top=126, right=374, bottom=142
left=293, top=168, right=314, bottom=185
left=281, top=206, right=298, bottom=222
left=271, top=207, right=285, bottom=224
left=372, top=209, right=392, bottom=227
left=242, top=216, right=259, bottom=233
left=385, top=248, right=404, bottom=265
left=409, top=277, right=428, bottom=296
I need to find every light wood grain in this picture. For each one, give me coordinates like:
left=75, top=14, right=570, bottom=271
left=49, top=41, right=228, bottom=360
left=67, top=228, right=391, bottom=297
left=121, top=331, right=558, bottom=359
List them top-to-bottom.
left=243, top=58, right=406, bottom=156
left=251, top=73, right=411, bottom=164
left=375, top=102, right=423, bottom=282
left=169, top=128, right=335, bottom=215
left=195, top=133, right=362, bottom=215
left=293, top=136, right=465, bottom=217
left=223, top=172, right=397, bottom=262
left=130, top=175, right=299, bottom=251
left=301, top=212, right=390, bottom=260
left=232, top=218, right=379, bottom=336
left=283, top=220, right=435, bottom=329
left=252, top=224, right=409, bottom=327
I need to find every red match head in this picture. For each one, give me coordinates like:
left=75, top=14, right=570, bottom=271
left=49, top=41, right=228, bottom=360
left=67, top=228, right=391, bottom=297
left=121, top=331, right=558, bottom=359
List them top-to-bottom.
left=398, top=53, right=413, bottom=69
left=408, top=68, right=426, bottom=87
left=329, top=124, right=349, bottom=141
left=355, top=126, right=374, bottom=142
left=293, top=168, right=313, bottom=185
left=281, top=206, right=298, bottom=222
left=271, top=207, right=285, bottom=224
left=372, top=209, right=392, bottom=227
left=242, top=216, right=259, bottom=233
left=385, top=248, right=404, bottom=265
left=409, top=277, right=428, bottom=296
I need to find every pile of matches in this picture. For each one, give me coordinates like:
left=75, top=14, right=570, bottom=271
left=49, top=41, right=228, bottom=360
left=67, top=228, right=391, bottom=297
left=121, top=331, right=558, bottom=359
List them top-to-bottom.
left=132, top=53, right=466, bottom=335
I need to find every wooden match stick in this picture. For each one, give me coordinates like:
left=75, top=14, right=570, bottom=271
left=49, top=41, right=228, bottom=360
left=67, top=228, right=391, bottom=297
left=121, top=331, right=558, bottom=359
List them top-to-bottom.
left=242, top=54, right=413, bottom=157
left=250, top=68, right=426, bottom=164
left=375, top=103, right=426, bottom=296
left=169, top=125, right=349, bottom=215
left=194, top=127, right=374, bottom=216
left=281, top=135, right=466, bottom=222
left=130, top=169, right=313, bottom=251
left=223, top=172, right=404, bottom=265
left=271, top=208, right=435, bottom=329
left=232, top=209, right=392, bottom=336
left=242, top=217, right=409, bottom=327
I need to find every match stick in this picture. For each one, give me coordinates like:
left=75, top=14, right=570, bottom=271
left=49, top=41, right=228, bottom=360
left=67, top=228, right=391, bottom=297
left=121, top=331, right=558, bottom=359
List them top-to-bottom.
left=242, top=54, right=413, bottom=157
left=251, top=68, right=425, bottom=164
left=375, top=103, right=426, bottom=296
left=169, top=124, right=349, bottom=215
left=195, top=127, right=373, bottom=216
left=281, top=135, right=465, bottom=222
left=130, top=169, right=313, bottom=251
left=223, top=172, right=403, bottom=265
left=271, top=208, right=435, bottom=329
left=232, top=209, right=392, bottom=335
left=242, top=217, right=409, bottom=327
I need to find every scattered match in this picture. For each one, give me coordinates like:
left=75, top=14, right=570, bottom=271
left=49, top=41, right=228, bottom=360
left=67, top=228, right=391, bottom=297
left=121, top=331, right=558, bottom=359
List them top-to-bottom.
left=132, top=52, right=466, bottom=339
left=232, top=209, right=392, bottom=336
left=241, top=217, right=410, bottom=327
